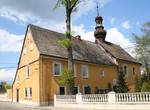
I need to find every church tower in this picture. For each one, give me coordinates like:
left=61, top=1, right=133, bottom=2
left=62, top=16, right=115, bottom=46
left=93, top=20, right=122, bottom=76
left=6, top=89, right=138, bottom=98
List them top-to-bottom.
left=94, top=4, right=107, bottom=43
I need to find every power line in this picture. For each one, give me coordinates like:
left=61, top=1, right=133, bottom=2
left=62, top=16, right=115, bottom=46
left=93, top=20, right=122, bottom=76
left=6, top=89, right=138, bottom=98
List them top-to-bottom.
left=0, top=67, right=17, bottom=69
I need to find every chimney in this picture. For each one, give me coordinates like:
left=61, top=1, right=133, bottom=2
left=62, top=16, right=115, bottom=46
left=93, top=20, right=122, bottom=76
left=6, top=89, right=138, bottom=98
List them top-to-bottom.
left=75, top=35, right=81, bottom=41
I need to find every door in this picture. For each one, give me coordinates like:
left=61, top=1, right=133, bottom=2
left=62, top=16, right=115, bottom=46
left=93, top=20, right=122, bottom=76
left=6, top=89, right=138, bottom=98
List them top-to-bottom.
left=59, top=87, right=65, bottom=95
left=16, top=89, right=19, bottom=103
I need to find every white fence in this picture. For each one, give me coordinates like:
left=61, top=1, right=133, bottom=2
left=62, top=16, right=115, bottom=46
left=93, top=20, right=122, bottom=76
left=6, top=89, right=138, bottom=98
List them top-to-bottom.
left=54, top=92, right=150, bottom=110
left=0, top=93, right=7, bottom=101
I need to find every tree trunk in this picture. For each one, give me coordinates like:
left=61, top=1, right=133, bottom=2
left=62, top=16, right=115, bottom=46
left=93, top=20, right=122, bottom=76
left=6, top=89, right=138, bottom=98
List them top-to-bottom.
left=66, top=1, right=74, bottom=94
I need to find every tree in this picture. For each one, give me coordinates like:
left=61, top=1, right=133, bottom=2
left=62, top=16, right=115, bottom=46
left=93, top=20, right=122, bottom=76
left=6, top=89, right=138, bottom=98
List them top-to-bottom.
left=55, top=0, right=80, bottom=94
left=133, top=22, right=150, bottom=77
left=59, top=68, right=74, bottom=94
left=115, top=71, right=129, bottom=93
left=135, top=75, right=142, bottom=92
left=0, top=81, right=12, bottom=93
left=141, top=81, right=150, bottom=92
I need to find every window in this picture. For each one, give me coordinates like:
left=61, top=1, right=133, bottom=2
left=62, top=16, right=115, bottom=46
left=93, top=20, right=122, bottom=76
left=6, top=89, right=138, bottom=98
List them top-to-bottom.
left=30, top=43, right=33, bottom=51
left=23, top=48, right=26, bottom=55
left=53, top=62, right=61, bottom=76
left=25, top=64, right=29, bottom=78
left=74, top=64, right=77, bottom=77
left=81, top=65, right=88, bottom=79
left=123, top=65, right=128, bottom=75
left=133, top=67, right=136, bottom=75
left=100, top=70, right=105, bottom=78
left=113, top=79, right=117, bottom=85
left=83, top=85, right=91, bottom=94
left=59, top=86, right=65, bottom=95
left=73, top=86, right=79, bottom=94
left=24, top=87, right=32, bottom=98
left=24, top=88, right=28, bottom=98
left=28, top=88, right=32, bottom=98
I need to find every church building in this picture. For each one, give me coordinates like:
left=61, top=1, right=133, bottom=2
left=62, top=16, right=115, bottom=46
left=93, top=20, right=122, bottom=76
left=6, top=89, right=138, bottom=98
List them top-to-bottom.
left=10, top=13, right=141, bottom=105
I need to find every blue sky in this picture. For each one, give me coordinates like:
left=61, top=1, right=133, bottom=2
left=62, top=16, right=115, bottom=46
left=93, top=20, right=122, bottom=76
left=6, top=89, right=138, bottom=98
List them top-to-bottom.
left=0, top=0, right=150, bottom=83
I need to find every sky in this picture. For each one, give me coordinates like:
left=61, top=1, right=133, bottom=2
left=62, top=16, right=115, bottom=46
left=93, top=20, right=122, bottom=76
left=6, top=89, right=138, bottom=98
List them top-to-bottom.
left=0, top=0, right=150, bottom=84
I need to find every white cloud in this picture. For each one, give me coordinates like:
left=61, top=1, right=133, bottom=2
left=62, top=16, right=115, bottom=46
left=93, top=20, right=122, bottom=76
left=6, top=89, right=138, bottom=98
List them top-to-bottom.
left=0, top=0, right=111, bottom=24
left=109, top=17, right=116, bottom=24
left=122, top=21, right=132, bottom=29
left=72, top=25, right=134, bottom=55
left=0, top=28, right=24, bottom=52
left=0, top=69, right=16, bottom=82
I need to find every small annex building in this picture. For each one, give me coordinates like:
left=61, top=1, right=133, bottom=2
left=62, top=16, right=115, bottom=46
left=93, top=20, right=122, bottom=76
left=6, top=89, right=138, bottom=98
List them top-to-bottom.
left=10, top=14, right=141, bottom=106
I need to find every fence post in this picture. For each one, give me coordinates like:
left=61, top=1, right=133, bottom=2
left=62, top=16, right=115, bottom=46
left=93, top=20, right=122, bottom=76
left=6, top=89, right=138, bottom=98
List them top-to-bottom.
left=108, top=91, right=116, bottom=104
left=76, top=93, right=82, bottom=104
left=54, top=94, right=56, bottom=106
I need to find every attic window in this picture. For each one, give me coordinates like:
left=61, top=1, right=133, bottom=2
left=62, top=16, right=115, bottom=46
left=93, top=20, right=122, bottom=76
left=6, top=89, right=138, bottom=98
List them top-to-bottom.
left=30, top=41, right=33, bottom=51
left=23, top=48, right=26, bottom=55
left=25, top=64, right=29, bottom=78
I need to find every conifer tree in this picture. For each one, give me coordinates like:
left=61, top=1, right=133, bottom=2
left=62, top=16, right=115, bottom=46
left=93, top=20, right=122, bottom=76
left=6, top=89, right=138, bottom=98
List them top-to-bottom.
left=115, top=71, right=129, bottom=93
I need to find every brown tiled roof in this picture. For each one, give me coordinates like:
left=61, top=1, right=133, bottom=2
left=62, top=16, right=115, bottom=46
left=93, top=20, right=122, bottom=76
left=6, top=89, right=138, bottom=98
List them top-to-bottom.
left=29, top=24, right=139, bottom=65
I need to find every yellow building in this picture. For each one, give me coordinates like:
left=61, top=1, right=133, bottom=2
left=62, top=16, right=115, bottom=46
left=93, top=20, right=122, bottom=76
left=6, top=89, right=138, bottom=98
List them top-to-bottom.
left=11, top=15, right=141, bottom=105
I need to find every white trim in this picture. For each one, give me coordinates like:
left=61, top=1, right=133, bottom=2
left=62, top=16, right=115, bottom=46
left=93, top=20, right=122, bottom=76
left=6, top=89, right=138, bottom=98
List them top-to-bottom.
left=53, top=61, right=61, bottom=76
left=81, top=65, right=89, bottom=79
left=100, top=70, right=105, bottom=78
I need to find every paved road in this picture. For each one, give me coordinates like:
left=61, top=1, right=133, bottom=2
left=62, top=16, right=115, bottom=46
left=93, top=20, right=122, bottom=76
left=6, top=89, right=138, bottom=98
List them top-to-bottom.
left=0, top=101, right=86, bottom=110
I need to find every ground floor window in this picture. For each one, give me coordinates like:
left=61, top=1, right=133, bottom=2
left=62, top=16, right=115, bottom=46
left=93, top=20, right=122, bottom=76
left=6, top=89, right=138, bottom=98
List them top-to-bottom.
left=84, top=85, right=91, bottom=94
left=59, top=86, right=65, bottom=95
left=73, top=86, right=79, bottom=94
left=24, top=87, right=32, bottom=98
left=24, top=88, right=28, bottom=98
left=97, top=89, right=109, bottom=94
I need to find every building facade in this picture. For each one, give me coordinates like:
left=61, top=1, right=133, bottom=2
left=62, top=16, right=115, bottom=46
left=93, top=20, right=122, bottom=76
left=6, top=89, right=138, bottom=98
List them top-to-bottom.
left=10, top=15, right=141, bottom=105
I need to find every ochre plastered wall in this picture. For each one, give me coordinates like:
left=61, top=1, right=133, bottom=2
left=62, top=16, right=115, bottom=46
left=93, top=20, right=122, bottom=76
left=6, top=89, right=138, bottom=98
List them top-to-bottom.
left=12, top=27, right=40, bottom=103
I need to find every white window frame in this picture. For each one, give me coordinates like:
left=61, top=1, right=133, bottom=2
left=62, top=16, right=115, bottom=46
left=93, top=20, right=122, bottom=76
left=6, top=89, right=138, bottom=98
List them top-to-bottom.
left=53, top=62, right=61, bottom=76
left=81, top=65, right=89, bottom=79
left=100, top=70, right=105, bottom=78
left=28, top=87, right=32, bottom=99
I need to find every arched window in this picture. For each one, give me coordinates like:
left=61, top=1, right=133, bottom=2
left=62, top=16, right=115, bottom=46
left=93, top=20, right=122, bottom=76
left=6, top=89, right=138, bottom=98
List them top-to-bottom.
left=123, top=65, right=128, bottom=75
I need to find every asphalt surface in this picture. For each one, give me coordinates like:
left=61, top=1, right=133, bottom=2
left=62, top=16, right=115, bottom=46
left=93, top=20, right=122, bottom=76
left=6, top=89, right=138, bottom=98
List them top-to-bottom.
left=0, top=101, right=86, bottom=110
